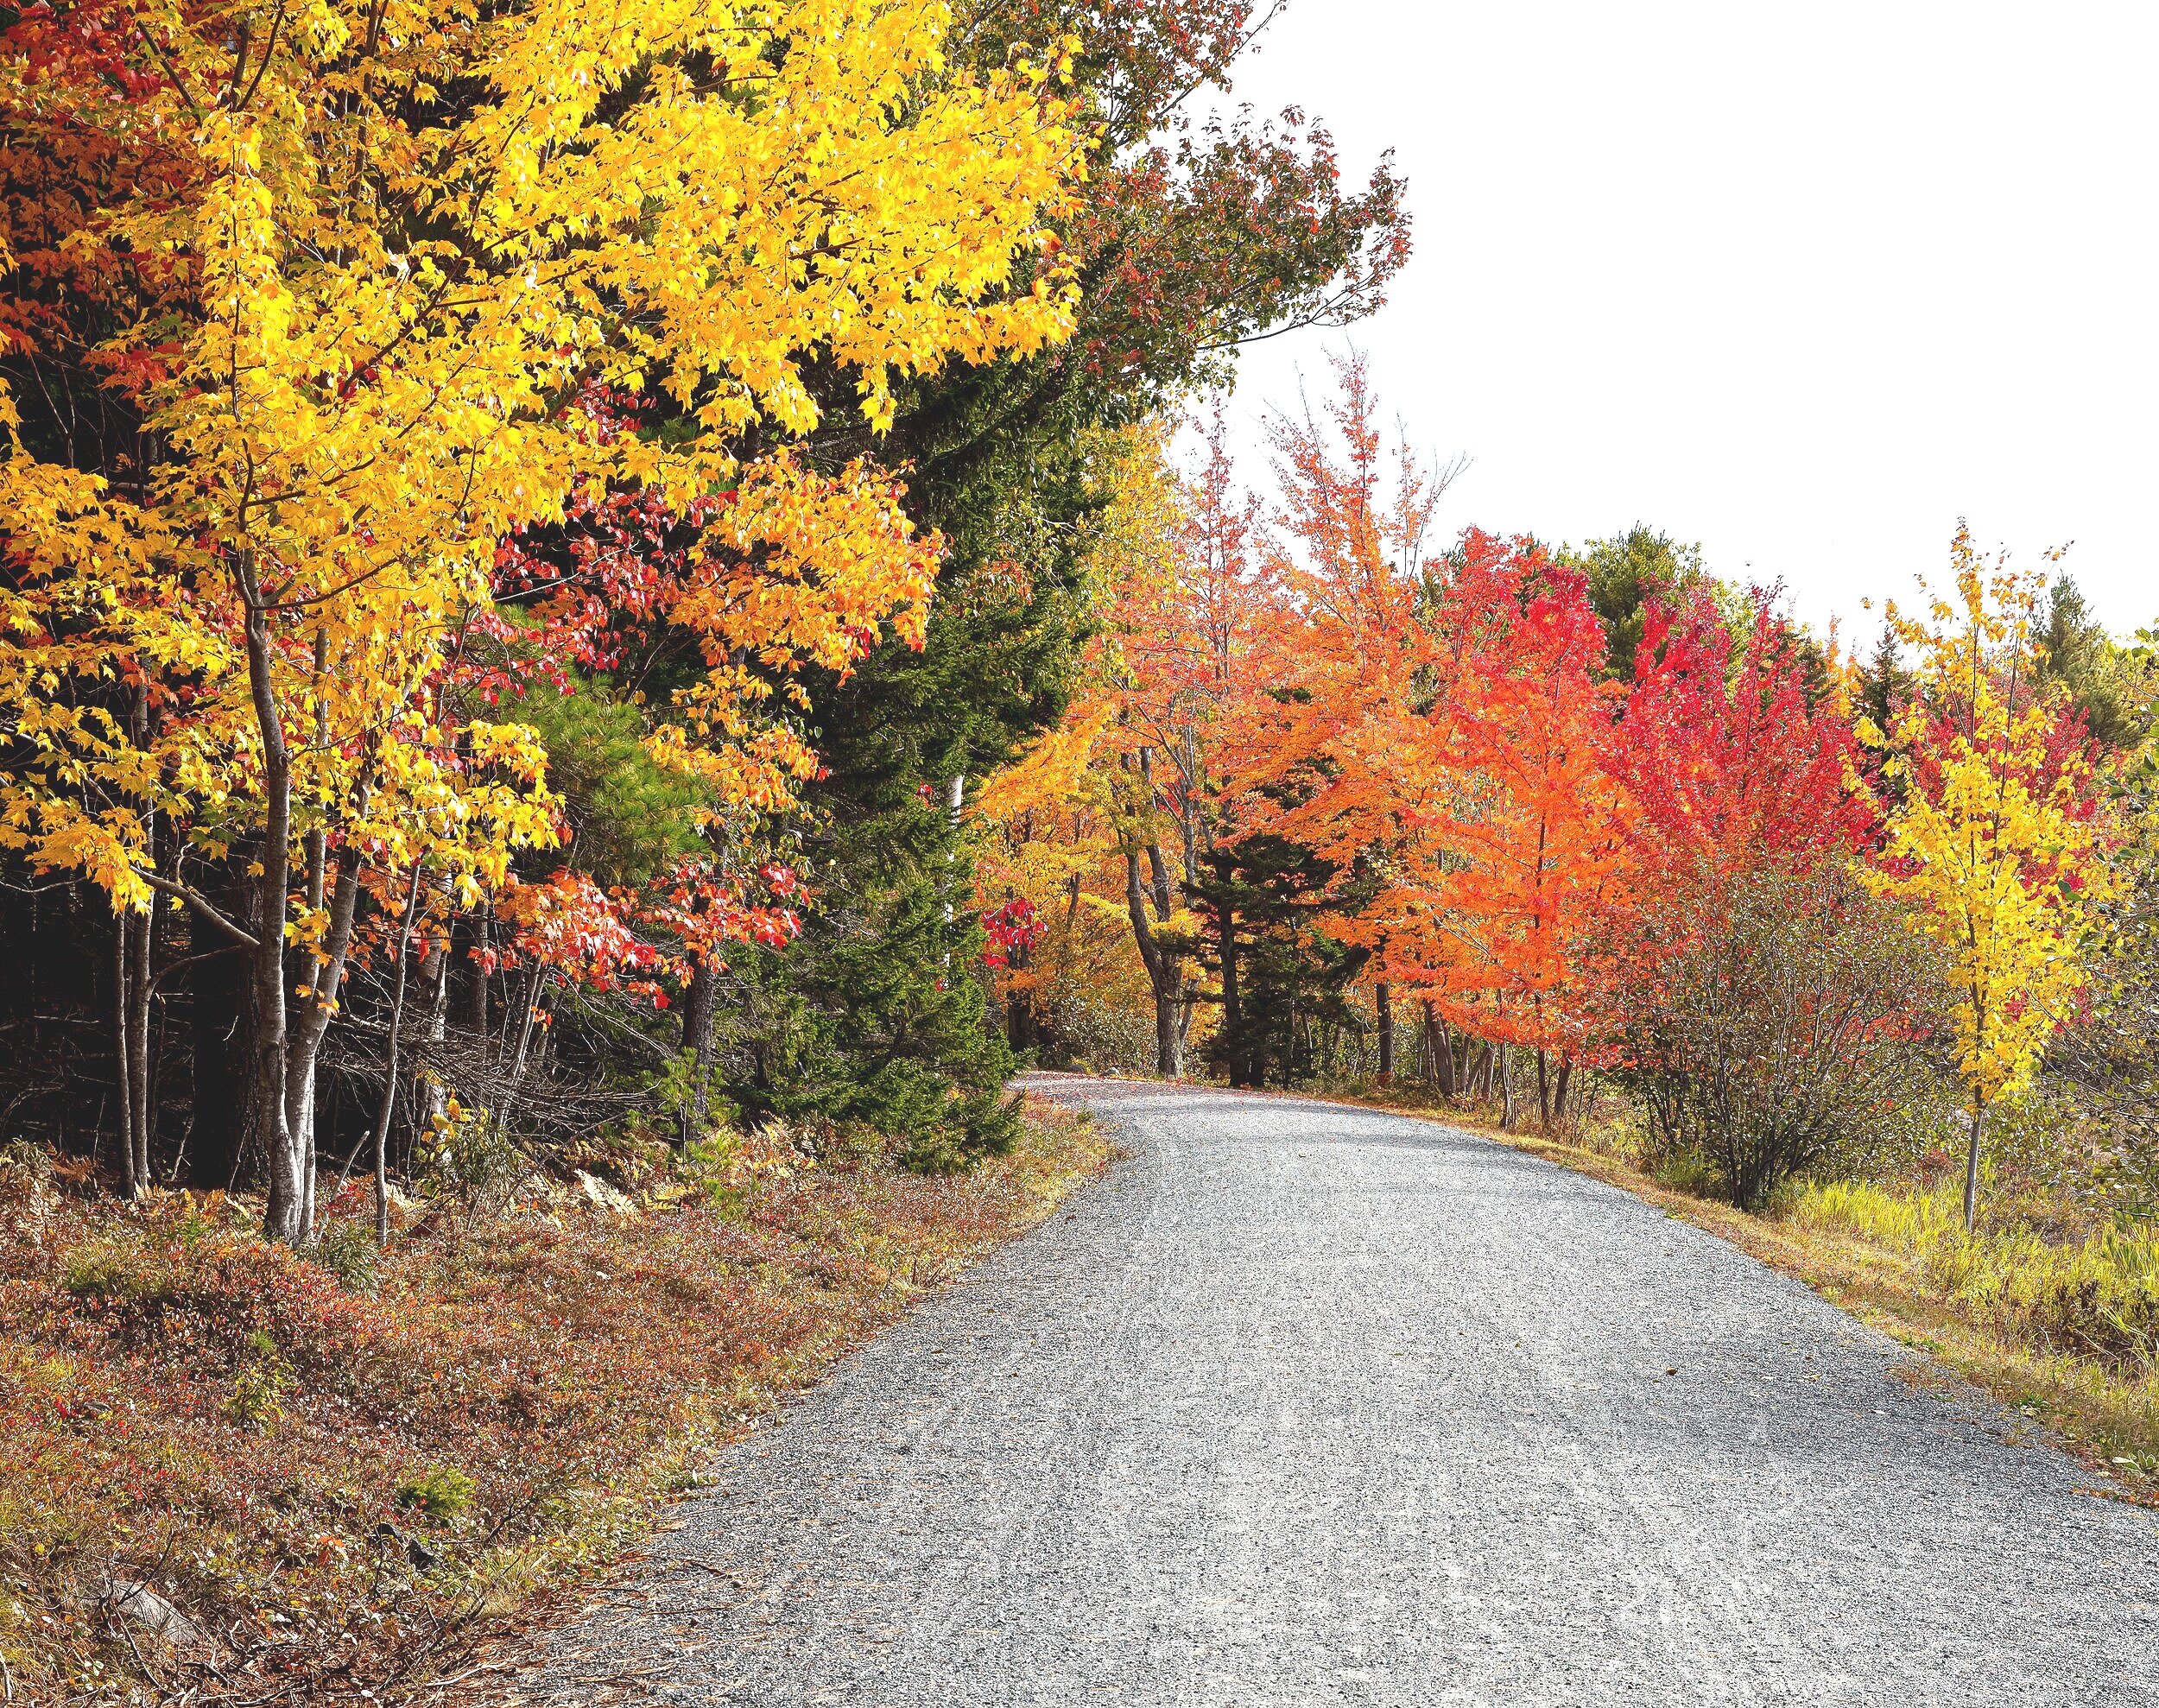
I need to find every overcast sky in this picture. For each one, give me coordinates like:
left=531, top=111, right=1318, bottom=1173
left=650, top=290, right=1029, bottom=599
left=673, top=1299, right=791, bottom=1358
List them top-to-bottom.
left=1210, top=1, right=2157, bottom=644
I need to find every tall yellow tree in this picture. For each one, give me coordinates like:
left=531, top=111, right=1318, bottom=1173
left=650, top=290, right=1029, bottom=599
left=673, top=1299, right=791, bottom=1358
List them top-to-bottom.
left=0, top=0, right=1080, bottom=1238
left=1864, top=527, right=2118, bottom=1230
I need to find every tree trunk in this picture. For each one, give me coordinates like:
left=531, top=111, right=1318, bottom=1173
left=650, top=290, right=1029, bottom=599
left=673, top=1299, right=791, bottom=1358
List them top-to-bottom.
left=244, top=581, right=303, bottom=1243
left=114, top=691, right=158, bottom=1194
left=1119, top=749, right=1186, bottom=1079
left=1143, top=838, right=1185, bottom=1080
left=1124, top=845, right=1184, bottom=1079
left=282, top=855, right=363, bottom=1242
left=367, top=863, right=426, bottom=1249
left=127, top=871, right=155, bottom=1190
left=1218, top=892, right=1244, bottom=1088
left=465, top=913, right=491, bottom=1034
left=111, top=915, right=137, bottom=1196
left=416, top=933, right=451, bottom=1152
left=681, top=956, right=719, bottom=1142
left=507, top=965, right=546, bottom=1085
left=1375, top=982, right=1394, bottom=1086
left=1152, top=984, right=1182, bottom=1079
left=1430, top=1007, right=1455, bottom=1098
left=1499, top=1046, right=1516, bottom=1130
left=1535, top=1047, right=1552, bottom=1129
left=1554, top=1055, right=1573, bottom=1122
left=1964, top=1099, right=1985, bottom=1232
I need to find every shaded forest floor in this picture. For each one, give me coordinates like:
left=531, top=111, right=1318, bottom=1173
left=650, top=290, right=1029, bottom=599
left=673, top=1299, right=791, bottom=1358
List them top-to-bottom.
left=1333, top=1081, right=2159, bottom=1508
left=0, top=1098, right=1113, bottom=1705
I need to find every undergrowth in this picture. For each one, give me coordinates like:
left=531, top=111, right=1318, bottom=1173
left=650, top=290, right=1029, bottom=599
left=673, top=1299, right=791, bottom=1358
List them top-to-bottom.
left=0, top=1098, right=1110, bottom=1704
left=1789, top=1179, right=2159, bottom=1371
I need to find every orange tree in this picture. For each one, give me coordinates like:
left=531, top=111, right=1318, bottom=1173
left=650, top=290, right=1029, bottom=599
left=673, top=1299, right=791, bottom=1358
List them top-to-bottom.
left=1227, top=353, right=1447, bottom=1081
left=1396, top=533, right=1622, bottom=1125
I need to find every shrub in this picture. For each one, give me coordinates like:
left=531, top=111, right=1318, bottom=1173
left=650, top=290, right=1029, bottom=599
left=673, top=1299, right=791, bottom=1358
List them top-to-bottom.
left=1611, top=863, right=1941, bottom=1210
left=1052, top=997, right=1157, bottom=1077
left=422, top=1102, right=529, bottom=1219
left=1649, top=1146, right=1721, bottom=1198
left=307, top=1218, right=380, bottom=1293
left=60, top=1240, right=172, bottom=1305
left=223, top=1329, right=292, bottom=1427
left=225, top=1361, right=290, bottom=1429
left=396, top=1465, right=478, bottom=1524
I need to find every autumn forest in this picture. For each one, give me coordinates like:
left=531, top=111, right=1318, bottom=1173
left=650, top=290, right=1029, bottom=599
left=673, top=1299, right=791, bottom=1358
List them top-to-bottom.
left=2, top=0, right=2156, bottom=1699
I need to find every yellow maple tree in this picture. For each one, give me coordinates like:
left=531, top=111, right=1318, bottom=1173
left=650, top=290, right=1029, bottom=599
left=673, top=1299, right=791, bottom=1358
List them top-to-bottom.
left=0, top=0, right=1080, bottom=1237
left=1863, top=527, right=2118, bottom=1229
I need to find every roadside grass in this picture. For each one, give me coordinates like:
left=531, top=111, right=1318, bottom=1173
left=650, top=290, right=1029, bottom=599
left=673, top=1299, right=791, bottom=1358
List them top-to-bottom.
left=1328, top=1081, right=2159, bottom=1502
left=0, top=1098, right=1111, bottom=1705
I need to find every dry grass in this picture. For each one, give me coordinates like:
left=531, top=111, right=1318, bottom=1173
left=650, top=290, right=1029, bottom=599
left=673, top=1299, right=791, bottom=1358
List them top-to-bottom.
left=1328, top=1081, right=2159, bottom=1502
left=0, top=1098, right=1111, bottom=1704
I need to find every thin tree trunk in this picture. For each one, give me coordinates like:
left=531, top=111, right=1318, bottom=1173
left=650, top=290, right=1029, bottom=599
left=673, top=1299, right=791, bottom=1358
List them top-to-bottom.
left=233, top=552, right=306, bottom=1243
left=117, top=692, right=158, bottom=1193
left=940, top=774, right=965, bottom=967
left=1143, top=832, right=1184, bottom=1080
left=286, top=856, right=363, bottom=1242
left=368, top=863, right=426, bottom=1249
left=1218, top=890, right=1244, bottom=1088
left=126, top=907, right=153, bottom=1187
left=465, top=913, right=491, bottom=1034
left=111, top=917, right=137, bottom=1196
left=417, top=931, right=451, bottom=1150
left=681, top=956, right=719, bottom=1142
left=508, top=965, right=546, bottom=1085
left=496, top=966, right=527, bottom=1065
left=1375, top=982, right=1394, bottom=1086
left=1431, top=1007, right=1456, bottom=1098
left=1499, top=1046, right=1516, bottom=1130
left=1535, top=1047, right=1552, bottom=1129
left=1554, top=1055, right=1573, bottom=1122
left=1964, top=1099, right=1985, bottom=1232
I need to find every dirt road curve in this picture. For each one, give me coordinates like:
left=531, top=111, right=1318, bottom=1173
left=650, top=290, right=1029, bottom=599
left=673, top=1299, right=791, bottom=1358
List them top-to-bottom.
left=524, top=1078, right=2157, bottom=1706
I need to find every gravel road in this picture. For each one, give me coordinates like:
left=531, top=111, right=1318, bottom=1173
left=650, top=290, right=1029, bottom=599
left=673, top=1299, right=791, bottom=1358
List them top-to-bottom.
left=527, top=1078, right=2157, bottom=1706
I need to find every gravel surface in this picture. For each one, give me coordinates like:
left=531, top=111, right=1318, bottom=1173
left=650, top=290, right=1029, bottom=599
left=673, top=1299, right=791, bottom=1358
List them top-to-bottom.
left=528, top=1078, right=2158, bottom=1706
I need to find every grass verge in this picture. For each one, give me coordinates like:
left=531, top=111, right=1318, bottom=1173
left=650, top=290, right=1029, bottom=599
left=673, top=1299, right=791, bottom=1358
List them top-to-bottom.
left=1328, top=1083, right=2159, bottom=1505
left=0, top=1096, right=1111, bottom=1704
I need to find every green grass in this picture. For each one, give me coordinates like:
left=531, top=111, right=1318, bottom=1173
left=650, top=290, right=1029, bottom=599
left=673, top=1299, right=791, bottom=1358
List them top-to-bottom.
left=1791, top=1179, right=2159, bottom=1370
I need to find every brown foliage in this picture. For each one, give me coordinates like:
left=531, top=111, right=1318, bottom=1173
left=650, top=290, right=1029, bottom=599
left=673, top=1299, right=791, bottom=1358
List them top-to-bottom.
left=0, top=1104, right=1109, bottom=1701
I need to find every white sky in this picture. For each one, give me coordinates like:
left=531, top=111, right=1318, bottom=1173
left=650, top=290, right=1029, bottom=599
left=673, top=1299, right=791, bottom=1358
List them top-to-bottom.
left=1212, top=1, right=2159, bottom=646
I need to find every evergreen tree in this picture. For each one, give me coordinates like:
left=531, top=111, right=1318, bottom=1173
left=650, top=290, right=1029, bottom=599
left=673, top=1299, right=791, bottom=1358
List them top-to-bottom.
left=1567, top=525, right=1708, bottom=680
left=2038, top=574, right=2150, bottom=750
left=1858, top=625, right=1908, bottom=734
left=1193, top=832, right=1358, bottom=1089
